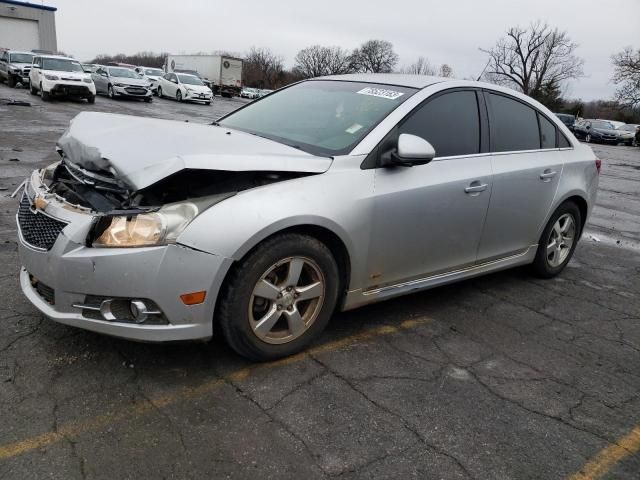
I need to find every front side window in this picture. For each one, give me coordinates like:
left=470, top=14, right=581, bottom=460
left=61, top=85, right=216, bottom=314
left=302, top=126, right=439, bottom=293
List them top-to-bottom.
left=42, top=58, right=83, bottom=72
left=145, top=68, right=163, bottom=76
left=220, top=80, right=416, bottom=156
left=398, top=90, right=480, bottom=157
left=487, top=93, right=540, bottom=152
left=539, top=114, right=557, bottom=149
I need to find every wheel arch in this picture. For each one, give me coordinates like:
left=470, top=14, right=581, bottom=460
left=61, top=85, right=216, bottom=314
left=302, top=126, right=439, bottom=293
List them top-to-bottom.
left=552, top=192, right=589, bottom=232
left=221, top=221, right=354, bottom=310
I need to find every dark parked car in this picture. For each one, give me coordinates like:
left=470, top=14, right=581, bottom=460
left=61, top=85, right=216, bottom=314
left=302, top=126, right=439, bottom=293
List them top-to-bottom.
left=554, top=113, right=576, bottom=132
left=573, top=119, right=618, bottom=144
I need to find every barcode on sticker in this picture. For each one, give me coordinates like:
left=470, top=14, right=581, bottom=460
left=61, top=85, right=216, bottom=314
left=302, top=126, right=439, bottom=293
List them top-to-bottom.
left=357, top=87, right=404, bottom=100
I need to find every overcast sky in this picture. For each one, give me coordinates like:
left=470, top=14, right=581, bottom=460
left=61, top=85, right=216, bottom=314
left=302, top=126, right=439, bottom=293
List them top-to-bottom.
left=49, top=0, right=638, bottom=100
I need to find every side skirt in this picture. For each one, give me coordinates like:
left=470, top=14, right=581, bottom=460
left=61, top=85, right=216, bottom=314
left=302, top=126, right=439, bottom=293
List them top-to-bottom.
left=342, top=245, right=537, bottom=311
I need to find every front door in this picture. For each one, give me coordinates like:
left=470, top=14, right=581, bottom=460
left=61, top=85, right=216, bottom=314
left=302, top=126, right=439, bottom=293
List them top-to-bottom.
left=366, top=89, right=492, bottom=288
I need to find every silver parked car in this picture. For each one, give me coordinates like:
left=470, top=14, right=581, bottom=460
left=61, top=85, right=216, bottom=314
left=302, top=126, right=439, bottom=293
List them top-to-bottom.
left=92, top=66, right=153, bottom=102
left=16, top=74, right=599, bottom=361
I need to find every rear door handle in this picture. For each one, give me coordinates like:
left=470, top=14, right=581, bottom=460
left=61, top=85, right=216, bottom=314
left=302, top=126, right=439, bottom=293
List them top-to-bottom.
left=539, top=169, right=557, bottom=181
left=464, top=182, right=488, bottom=194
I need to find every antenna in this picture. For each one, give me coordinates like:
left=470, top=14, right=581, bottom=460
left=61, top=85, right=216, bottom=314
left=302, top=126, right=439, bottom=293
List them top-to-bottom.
left=477, top=59, right=491, bottom=81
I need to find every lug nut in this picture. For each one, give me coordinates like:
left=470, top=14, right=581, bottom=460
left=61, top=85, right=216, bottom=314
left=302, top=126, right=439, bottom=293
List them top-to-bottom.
left=277, top=305, right=282, bottom=310
left=287, top=305, right=293, bottom=311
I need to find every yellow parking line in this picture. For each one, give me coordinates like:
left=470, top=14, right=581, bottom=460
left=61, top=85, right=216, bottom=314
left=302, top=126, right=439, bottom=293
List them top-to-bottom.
left=0, top=318, right=431, bottom=460
left=568, top=425, right=640, bottom=480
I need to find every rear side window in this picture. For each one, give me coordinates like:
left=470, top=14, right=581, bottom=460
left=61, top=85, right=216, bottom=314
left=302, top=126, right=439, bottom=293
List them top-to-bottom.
left=399, top=90, right=480, bottom=157
left=487, top=93, right=540, bottom=152
left=539, top=114, right=557, bottom=149
left=558, top=132, right=571, bottom=148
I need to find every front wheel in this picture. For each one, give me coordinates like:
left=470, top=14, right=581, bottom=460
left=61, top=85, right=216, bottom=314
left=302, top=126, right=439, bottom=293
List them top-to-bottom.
left=7, top=74, right=16, bottom=88
left=30, top=83, right=38, bottom=95
left=40, top=84, right=50, bottom=101
left=108, top=85, right=115, bottom=99
left=156, top=86, right=162, bottom=98
left=176, top=90, right=182, bottom=102
left=86, top=94, right=95, bottom=104
left=144, top=97, right=152, bottom=103
left=585, top=133, right=592, bottom=143
left=530, top=202, right=582, bottom=278
left=218, top=233, right=340, bottom=361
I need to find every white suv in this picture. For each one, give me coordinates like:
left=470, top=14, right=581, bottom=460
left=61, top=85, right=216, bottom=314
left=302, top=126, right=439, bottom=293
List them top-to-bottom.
left=29, top=55, right=96, bottom=103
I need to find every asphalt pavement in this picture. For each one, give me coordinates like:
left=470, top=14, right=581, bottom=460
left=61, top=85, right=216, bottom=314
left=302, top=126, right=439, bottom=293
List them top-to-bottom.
left=0, top=82, right=639, bottom=480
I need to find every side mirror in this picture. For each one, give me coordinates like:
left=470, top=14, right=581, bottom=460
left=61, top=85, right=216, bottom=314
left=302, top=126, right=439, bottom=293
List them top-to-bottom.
left=586, top=125, right=591, bottom=130
left=381, top=134, right=436, bottom=167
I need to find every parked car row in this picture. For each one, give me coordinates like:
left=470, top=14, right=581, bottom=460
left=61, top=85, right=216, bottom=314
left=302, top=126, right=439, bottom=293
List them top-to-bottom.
left=240, top=87, right=274, bottom=99
left=573, top=119, right=639, bottom=146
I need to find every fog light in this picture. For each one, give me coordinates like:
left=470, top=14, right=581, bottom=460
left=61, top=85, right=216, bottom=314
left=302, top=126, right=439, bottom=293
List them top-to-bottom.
left=129, top=299, right=159, bottom=323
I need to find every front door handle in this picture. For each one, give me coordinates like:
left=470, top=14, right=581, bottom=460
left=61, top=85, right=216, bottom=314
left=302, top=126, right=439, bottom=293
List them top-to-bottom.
left=539, top=169, right=557, bottom=181
left=464, top=182, right=488, bottom=194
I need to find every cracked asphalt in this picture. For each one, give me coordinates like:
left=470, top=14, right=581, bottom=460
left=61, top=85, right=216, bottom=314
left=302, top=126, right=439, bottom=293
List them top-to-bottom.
left=1, top=82, right=639, bottom=480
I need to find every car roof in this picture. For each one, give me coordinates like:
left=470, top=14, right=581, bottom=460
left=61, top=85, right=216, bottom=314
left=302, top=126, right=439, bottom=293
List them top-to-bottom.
left=38, top=55, right=77, bottom=60
left=319, top=73, right=447, bottom=89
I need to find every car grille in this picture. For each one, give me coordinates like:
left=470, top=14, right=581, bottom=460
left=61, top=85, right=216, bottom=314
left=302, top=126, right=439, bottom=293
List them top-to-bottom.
left=60, top=77, right=81, bottom=81
left=125, top=87, right=147, bottom=95
left=17, top=193, right=67, bottom=250
left=30, top=275, right=55, bottom=305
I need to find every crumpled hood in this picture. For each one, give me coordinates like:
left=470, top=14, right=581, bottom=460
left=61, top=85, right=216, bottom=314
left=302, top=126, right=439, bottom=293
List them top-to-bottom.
left=57, top=112, right=332, bottom=190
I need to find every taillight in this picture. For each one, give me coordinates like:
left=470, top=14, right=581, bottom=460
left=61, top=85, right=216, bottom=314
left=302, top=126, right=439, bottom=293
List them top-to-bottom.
left=595, top=158, right=601, bottom=174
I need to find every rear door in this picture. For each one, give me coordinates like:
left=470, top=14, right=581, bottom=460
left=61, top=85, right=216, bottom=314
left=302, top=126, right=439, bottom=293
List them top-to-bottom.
left=366, top=89, right=492, bottom=288
left=476, top=91, right=564, bottom=262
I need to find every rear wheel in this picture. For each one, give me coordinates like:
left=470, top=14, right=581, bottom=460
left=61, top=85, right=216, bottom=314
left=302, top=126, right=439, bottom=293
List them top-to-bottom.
left=531, top=201, right=581, bottom=278
left=218, top=233, right=340, bottom=361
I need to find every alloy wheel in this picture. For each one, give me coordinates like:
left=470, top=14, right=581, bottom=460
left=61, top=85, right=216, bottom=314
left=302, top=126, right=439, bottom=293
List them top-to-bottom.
left=108, top=85, right=114, bottom=98
left=157, top=86, right=162, bottom=97
left=176, top=90, right=182, bottom=102
left=585, top=133, right=591, bottom=143
left=546, top=213, right=576, bottom=268
left=248, top=256, right=325, bottom=345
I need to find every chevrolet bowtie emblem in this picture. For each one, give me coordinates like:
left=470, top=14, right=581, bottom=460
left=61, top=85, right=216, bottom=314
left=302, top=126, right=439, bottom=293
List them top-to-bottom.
left=34, top=197, right=48, bottom=211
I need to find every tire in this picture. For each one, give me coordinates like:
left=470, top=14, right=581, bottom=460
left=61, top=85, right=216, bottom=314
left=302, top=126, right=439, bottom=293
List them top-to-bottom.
left=7, top=74, right=16, bottom=88
left=30, top=83, right=38, bottom=95
left=40, top=84, right=50, bottom=101
left=108, top=85, right=115, bottom=99
left=157, top=86, right=162, bottom=98
left=176, top=90, right=182, bottom=102
left=86, top=94, right=95, bottom=104
left=144, top=97, right=152, bottom=103
left=205, top=101, right=211, bottom=105
left=585, top=133, right=591, bottom=143
left=530, top=201, right=582, bottom=278
left=218, top=233, right=340, bottom=361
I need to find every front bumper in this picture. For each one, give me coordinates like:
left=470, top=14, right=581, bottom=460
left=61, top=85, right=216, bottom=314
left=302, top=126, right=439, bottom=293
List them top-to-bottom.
left=42, top=78, right=96, bottom=96
left=113, top=85, right=152, bottom=98
left=184, top=90, right=212, bottom=101
left=16, top=173, right=233, bottom=342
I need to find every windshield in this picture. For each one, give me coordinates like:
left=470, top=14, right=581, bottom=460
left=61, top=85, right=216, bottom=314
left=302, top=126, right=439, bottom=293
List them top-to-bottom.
left=10, top=53, right=34, bottom=63
left=42, top=58, right=83, bottom=72
left=109, top=67, right=139, bottom=78
left=145, top=68, right=163, bottom=76
left=178, top=74, right=204, bottom=85
left=220, top=80, right=416, bottom=156
left=591, top=121, right=613, bottom=129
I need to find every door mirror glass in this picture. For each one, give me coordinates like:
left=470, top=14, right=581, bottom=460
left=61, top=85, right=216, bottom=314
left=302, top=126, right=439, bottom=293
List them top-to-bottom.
left=381, top=134, right=436, bottom=167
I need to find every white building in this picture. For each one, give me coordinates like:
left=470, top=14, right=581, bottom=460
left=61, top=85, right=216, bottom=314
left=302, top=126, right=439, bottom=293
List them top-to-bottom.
left=0, top=0, right=57, bottom=52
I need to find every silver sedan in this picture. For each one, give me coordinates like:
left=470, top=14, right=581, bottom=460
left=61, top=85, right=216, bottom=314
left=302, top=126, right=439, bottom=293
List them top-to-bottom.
left=16, top=74, right=599, bottom=360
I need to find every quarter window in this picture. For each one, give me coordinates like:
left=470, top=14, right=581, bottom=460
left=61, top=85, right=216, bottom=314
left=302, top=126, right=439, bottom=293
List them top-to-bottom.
left=399, top=91, right=480, bottom=157
left=487, top=93, right=540, bottom=152
left=539, top=114, right=557, bottom=149
left=558, top=132, right=571, bottom=148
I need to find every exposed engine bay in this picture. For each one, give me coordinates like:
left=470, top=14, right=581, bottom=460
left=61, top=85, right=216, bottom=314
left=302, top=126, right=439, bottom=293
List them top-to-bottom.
left=45, top=156, right=310, bottom=214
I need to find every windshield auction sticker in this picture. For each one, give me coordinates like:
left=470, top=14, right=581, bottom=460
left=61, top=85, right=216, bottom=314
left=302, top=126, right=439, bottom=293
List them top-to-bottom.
left=356, top=87, right=405, bottom=100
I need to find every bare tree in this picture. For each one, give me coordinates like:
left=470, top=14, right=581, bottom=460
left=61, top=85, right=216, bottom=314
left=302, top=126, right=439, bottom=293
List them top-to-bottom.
left=481, top=22, right=584, bottom=102
left=351, top=40, right=399, bottom=73
left=294, top=45, right=353, bottom=78
left=243, top=47, right=284, bottom=88
left=611, top=47, right=640, bottom=108
left=400, top=56, right=435, bottom=75
left=438, top=64, right=454, bottom=78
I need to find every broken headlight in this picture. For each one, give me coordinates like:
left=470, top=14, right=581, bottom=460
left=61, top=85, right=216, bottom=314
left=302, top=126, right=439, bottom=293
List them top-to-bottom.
left=92, top=203, right=198, bottom=247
